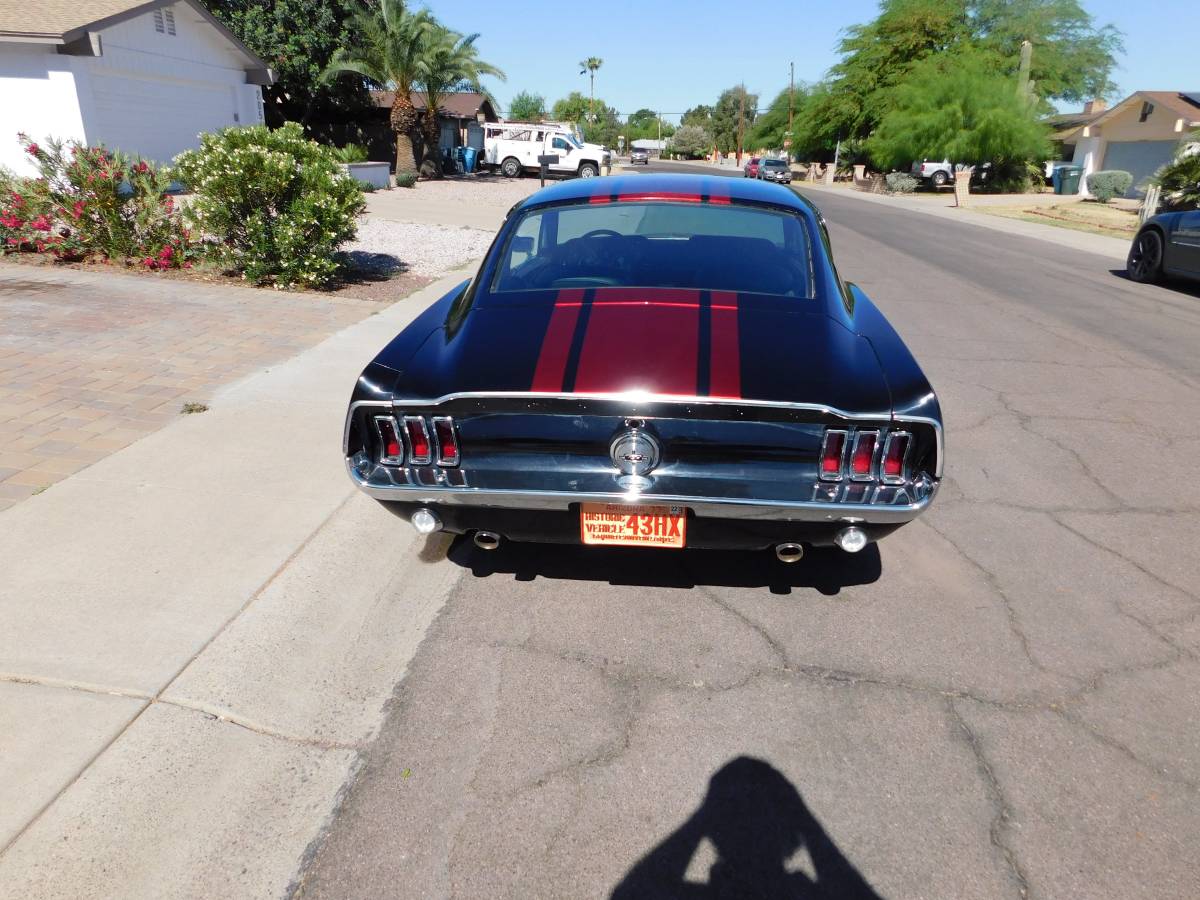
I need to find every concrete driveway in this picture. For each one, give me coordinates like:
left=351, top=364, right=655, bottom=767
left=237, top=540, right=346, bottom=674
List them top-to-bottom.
left=295, top=175, right=1200, bottom=899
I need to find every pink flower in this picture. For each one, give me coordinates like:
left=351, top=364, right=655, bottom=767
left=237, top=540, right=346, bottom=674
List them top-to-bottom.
left=25, top=142, right=39, bottom=156
left=71, top=200, right=85, bottom=219
left=30, top=215, right=52, bottom=232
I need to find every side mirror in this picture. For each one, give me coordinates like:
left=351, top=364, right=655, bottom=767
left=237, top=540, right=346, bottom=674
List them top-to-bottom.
left=510, top=235, right=535, bottom=254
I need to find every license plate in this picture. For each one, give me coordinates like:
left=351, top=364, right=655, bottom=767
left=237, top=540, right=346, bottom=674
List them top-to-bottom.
left=579, top=503, right=687, bottom=548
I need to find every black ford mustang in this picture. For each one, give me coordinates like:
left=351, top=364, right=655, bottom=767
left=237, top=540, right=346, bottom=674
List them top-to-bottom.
left=343, top=174, right=942, bottom=558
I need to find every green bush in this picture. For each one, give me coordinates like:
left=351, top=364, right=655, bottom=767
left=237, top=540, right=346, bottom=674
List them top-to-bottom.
left=172, top=123, right=365, bottom=288
left=1, top=134, right=191, bottom=268
left=331, top=142, right=370, bottom=163
left=1154, top=151, right=1200, bottom=210
left=1086, top=169, right=1132, bottom=203
left=395, top=172, right=418, bottom=188
left=885, top=172, right=918, bottom=193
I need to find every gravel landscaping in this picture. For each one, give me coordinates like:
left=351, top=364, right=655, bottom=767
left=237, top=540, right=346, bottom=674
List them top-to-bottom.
left=341, top=217, right=495, bottom=277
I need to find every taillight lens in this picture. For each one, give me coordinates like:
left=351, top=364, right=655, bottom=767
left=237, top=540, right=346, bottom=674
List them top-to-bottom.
left=374, top=416, right=403, bottom=464
left=404, top=416, right=431, bottom=464
left=433, top=417, right=459, bottom=466
left=820, top=430, right=847, bottom=481
left=850, top=431, right=877, bottom=479
left=882, top=432, right=910, bottom=483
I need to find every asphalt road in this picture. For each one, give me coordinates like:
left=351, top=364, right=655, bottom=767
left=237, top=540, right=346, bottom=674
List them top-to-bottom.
left=294, top=163, right=1200, bottom=899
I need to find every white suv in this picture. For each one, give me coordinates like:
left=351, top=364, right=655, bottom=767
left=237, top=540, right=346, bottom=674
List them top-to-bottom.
left=910, top=159, right=954, bottom=187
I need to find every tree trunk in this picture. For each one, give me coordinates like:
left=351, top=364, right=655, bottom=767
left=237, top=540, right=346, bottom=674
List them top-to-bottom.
left=389, top=95, right=419, bottom=176
left=421, top=108, right=443, bottom=178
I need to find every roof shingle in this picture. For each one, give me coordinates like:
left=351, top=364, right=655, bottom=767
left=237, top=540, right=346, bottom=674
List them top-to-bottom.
left=0, top=0, right=156, bottom=38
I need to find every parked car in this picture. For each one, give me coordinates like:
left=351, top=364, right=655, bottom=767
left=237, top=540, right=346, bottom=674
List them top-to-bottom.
left=483, top=122, right=610, bottom=178
left=630, top=147, right=650, bottom=165
left=743, top=156, right=761, bottom=178
left=756, top=158, right=793, bottom=184
left=911, top=159, right=954, bottom=186
left=342, top=174, right=943, bottom=557
left=1127, top=209, right=1200, bottom=284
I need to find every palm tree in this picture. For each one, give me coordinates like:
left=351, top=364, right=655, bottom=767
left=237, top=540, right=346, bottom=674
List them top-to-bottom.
left=324, top=0, right=433, bottom=177
left=416, top=26, right=505, bottom=176
left=578, top=56, right=603, bottom=122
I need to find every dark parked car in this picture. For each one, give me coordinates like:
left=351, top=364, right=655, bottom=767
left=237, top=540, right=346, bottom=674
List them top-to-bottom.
left=630, top=147, right=650, bottom=165
left=742, top=156, right=761, bottom=178
left=756, top=158, right=793, bottom=184
left=343, top=174, right=943, bottom=558
left=1127, top=209, right=1200, bottom=284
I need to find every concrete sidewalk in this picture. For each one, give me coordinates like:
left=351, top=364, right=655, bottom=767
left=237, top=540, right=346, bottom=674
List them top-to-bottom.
left=0, top=274, right=470, bottom=898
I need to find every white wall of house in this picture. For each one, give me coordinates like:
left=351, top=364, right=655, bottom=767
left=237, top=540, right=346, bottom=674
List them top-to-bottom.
left=0, top=2, right=263, bottom=176
left=0, top=44, right=88, bottom=176
left=1070, top=97, right=1196, bottom=198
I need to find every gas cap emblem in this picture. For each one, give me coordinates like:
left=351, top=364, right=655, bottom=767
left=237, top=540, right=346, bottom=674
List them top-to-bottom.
left=609, top=429, right=661, bottom=477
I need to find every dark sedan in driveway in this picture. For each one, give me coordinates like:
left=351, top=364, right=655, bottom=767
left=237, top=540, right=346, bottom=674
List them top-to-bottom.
left=343, top=174, right=942, bottom=559
left=1127, top=208, right=1200, bottom=284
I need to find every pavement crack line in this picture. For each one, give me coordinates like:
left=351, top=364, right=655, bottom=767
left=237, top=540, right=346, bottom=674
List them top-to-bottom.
left=0, top=488, right=360, bottom=862
left=947, top=699, right=1033, bottom=900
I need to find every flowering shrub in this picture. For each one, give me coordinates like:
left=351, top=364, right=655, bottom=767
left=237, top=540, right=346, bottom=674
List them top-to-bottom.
left=172, top=123, right=365, bottom=288
left=0, top=135, right=192, bottom=267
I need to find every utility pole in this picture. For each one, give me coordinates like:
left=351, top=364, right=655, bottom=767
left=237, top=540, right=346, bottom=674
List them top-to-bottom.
left=788, top=62, right=794, bottom=163
left=737, top=83, right=745, bottom=166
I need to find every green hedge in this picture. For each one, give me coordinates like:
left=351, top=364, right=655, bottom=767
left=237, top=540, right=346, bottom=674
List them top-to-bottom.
left=172, top=123, right=364, bottom=288
left=1086, top=169, right=1132, bottom=203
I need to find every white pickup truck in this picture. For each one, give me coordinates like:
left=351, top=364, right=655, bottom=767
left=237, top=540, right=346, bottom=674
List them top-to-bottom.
left=483, top=123, right=611, bottom=179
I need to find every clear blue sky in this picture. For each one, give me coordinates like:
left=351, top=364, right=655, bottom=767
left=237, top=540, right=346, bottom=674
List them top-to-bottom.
left=421, top=0, right=1199, bottom=122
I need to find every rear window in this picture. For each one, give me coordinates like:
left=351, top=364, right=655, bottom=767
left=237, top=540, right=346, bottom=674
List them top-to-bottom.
left=763, top=159, right=788, bottom=168
left=492, top=201, right=812, bottom=298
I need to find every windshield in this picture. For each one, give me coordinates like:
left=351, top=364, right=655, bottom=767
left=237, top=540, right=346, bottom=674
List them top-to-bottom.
left=566, top=134, right=583, bottom=149
left=763, top=159, right=787, bottom=168
left=492, top=201, right=812, bottom=298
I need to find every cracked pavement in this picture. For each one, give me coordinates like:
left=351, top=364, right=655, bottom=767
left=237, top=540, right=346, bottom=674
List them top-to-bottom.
left=294, top=183, right=1200, bottom=899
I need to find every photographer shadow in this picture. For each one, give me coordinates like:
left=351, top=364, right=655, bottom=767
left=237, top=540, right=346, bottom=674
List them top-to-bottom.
left=447, top=540, right=881, bottom=596
left=612, top=756, right=883, bottom=900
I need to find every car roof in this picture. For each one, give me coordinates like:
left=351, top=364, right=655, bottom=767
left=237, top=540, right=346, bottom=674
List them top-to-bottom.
left=513, top=173, right=811, bottom=213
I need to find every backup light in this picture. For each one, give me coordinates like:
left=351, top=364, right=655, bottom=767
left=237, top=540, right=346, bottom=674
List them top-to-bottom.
left=411, top=508, right=441, bottom=534
left=835, top=525, right=868, bottom=553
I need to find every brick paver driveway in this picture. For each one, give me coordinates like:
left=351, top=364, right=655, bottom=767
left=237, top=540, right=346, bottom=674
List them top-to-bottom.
left=0, top=263, right=376, bottom=511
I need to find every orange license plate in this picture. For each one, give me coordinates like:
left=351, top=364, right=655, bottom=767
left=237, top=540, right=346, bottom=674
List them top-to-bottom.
left=580, top=503, right=687, bottom=548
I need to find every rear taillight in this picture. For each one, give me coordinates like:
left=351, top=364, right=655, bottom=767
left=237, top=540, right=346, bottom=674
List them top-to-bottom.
left=374, top=416, right=403, bottom=464
left=404, top=416, right=431, bottom=464
left=432, top=417, right=459, bottom=467
left=820, top=430, right=848, bottom=481
left=850, top=431, right=878, bottom=480
left=881, top=431, right=910, bottom=483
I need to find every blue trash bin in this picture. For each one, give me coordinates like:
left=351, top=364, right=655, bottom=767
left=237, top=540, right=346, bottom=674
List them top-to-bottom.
left=463, top=146, right=478, bottom=173
left=1051, top=166, right=1062, bottom=193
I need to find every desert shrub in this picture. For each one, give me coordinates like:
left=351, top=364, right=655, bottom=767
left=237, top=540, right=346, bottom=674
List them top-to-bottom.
left=172, top=122, right=365, bottom=288
left=1, top=135, right=190, bottom=267
left=331, top=142, right=370, bottom=163
left=1153, top=151, right=1200, bottom=210
left=1086, top=169, right=1132, bottom=203
left=395, top=172, right=418, bottom=188
left=885, top=172, right=918, bottom=193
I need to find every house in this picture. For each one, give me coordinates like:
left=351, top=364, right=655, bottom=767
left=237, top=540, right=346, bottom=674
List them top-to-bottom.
left=0, top=0, right=273, bottom=175
left=366, top=90, right=498, bottom=163
left=1058, top=91, right=1200, bottom=197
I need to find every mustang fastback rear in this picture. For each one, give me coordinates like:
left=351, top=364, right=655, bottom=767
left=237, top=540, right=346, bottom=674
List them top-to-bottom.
left=343, top=174, right=942, bottom=556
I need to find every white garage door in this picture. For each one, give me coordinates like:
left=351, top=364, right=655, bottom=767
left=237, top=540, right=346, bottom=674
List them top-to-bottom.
left=88, top=73, right=238, bottom=165
left=1100, top=140, right=1179, bottom=197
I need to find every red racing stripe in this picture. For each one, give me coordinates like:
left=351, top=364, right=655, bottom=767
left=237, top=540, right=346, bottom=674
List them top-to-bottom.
left=573, top=288, right=700, bottom=395
left=530, top=289, right=585, bottom=391
left=708, top=291, right=741, bottom=398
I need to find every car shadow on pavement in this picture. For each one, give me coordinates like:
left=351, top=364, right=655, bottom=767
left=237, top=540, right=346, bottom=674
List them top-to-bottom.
left=1108, top=268, right=1200, bottom=298
left=446, top=539, right=881, bottom=596
left=610, top=756, right=884, bottom=899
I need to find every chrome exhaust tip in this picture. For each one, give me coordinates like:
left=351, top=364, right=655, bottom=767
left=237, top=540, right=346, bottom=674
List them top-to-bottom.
left=410, top=508, right=441, bottom=535
left=834, top=526, right=868, bottom=553
left=473, top=531, right=502, bottom=551
left=775, top=542, right=805, bottom=564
